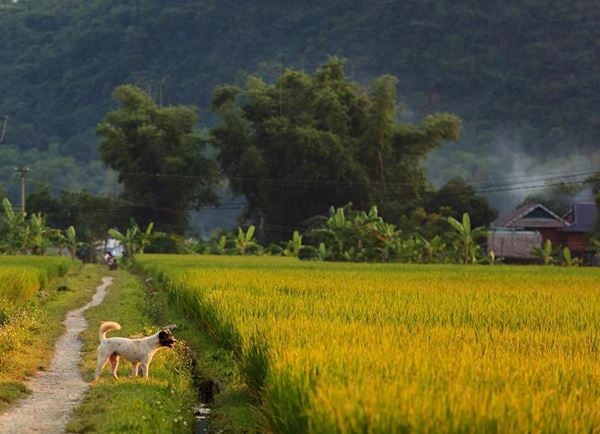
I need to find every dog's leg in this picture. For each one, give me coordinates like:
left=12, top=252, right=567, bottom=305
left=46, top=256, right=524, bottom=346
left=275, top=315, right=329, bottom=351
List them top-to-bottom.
left=94, top=352, right=111, bottom=381
left=109, top=353, right=120, bottom=379
left=131, top=362, right=140, bottom=377
left=141, top=363, right=150, bottom=379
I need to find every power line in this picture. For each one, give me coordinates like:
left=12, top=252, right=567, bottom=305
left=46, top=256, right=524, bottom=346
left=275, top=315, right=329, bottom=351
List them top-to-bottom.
left=116, top=167, right=599, bottom=189
left=28, top=176, right=595, bottom=217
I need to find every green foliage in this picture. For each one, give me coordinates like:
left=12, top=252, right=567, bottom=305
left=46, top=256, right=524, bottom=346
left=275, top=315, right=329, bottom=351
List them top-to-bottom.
left=1, top=0, right=597, bottom=162
left=212, top=58, right=460, bottom=240
left=97, top=85, right=220, bottom=233
left=428, top=176, right=498, bottom=227
left=27, top=187, right=129, bottom=244
left=0, top=198, right=28, bottom=254
left=0, top=198, right=66, bottom=255
left=446, top=212, right=489, bottom=264
left=108, top=219, right=162, bottom=258
left=233, top=225, right=262, bottom=256
left=58, top=226, right=78, bottom=260
left=283, top=231, right=303, bottom=257
left=531, top=239, right=557, bottom=265
left=561, top=247, right=582, bottom=267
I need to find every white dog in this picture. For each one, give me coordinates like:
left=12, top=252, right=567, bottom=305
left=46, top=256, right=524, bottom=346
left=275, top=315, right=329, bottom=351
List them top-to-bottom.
left=94, top=321, right=177, bottom=380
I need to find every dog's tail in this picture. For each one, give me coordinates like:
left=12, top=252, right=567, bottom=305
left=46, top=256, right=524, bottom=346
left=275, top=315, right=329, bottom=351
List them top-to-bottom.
left=99, top=321, right=121, bottom=342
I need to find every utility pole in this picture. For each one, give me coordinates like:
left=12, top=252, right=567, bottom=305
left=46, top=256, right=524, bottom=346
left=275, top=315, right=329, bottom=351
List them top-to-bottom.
left=0, top=114, right=8, bottom=143
left=13, top=166, right=29, bottom=214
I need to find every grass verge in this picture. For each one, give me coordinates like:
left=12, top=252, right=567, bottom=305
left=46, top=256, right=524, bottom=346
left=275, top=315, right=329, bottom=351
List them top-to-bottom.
left=0, top=261, right=90, bottom=413
left=67, top=267, right=259, bottom=433
left=67, top=269, right=197, bottom=433
left=147, top=277, right=260, bottom=433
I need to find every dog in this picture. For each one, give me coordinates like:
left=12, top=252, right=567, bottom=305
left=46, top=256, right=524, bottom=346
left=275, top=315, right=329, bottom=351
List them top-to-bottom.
left=93, top=321, right=177, bottom=380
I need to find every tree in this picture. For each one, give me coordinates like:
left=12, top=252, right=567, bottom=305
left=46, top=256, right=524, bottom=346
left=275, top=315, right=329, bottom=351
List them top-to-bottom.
left=211, top=58, right=460, bottom=240
left=97, top=85, right=220, bottom=234
left=427, top=176, right=498, bottom=227
left=27, top=187, right=130, bottom=244
left=0, top=198, right=27, bottom=254
left=447, top=212, right=488, bottom=264
left=108, top=219, right=164, bottom=258
left=233, top=225, right=262, bottom=256
left=57, top=226, right=78, bottom=260
left=283, top=231, right=304, bottom=257
left=531, top=239, right=556, bottom=265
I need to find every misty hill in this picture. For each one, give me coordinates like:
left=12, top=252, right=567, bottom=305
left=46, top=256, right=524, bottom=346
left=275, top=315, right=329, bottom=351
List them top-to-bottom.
left=0, top=0, right=599, bottom=201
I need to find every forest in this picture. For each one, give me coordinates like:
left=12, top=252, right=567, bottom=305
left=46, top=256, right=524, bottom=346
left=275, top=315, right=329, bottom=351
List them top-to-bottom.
left=0, top=0, right=599, bottom=228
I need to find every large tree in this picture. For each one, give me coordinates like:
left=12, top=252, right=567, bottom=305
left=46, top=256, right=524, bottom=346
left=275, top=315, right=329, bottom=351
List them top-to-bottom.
left=211, top=58, right=460, bottom=240
left=97, top=85, right=219, bottom=233
left=427, top=176, right=498, bottom=228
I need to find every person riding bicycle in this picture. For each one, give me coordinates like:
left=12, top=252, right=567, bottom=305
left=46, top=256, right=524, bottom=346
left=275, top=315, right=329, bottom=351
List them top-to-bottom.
left=104, top=251, right=118, bottom=270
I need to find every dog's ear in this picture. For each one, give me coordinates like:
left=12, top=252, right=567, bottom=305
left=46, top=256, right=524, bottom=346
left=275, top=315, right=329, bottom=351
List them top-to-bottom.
left=162, top=324, right=177, bottom=331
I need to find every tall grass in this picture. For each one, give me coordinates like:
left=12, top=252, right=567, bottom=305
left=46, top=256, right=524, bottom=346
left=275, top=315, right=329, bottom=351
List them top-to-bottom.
left=137, top=255, right=600, bottom=433
left=0, top=256, right=73, bottom=305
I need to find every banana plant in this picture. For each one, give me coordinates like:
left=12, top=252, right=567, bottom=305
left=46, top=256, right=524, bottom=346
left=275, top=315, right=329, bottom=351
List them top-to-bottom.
left=1, top=198, right=28, bottom=254
left=28, top=212, right=54, bottom=255
left=447, top=212, right=488, bottom=264
left=138, top=222, right=164, bottom=253
left=108, top=224, right=139, bottom=258
left=235, top=225, right=261, bottom=255
left=57, top=226, right=78, bottom=260
left=283, top=230, right=303, bottom=257
left=589, top=238, right=600, bottom=263
left=531, top=239, right=556, bottom=265
left=561, top=247, right=582, bottom=267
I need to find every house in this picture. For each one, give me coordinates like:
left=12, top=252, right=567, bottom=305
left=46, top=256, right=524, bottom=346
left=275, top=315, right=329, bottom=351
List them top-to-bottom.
left=488, top=202, right=598, bottom=260
left=562, top=202, right=598, bottom=257
left=488, top=204, right=567, bottom=260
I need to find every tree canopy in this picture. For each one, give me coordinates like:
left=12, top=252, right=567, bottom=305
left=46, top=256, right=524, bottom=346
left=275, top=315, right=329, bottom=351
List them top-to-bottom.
left=211, top=58, right=461, bottom=239
left=97, top=85, right=219, bottom=233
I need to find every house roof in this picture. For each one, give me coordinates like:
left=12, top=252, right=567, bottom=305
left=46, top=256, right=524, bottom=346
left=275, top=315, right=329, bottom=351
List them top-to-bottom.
left=561, top=202, right=598, bottom=232
left=491, top=203, right=567, bottom=229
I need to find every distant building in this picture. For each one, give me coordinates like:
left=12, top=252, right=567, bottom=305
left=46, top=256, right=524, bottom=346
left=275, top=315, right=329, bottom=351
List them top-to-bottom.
left=489, top=202, right=598, bottom=261
left=561, top=202, right=598, bottom=256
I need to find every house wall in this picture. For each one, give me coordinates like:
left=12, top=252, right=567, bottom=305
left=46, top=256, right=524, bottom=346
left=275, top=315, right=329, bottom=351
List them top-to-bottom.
left=536, top=228, right=563, bottom=246
left=564, top=232, right=587, bottom=255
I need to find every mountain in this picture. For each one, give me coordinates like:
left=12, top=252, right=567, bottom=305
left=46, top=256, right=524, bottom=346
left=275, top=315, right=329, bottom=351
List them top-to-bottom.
left=1, top=0, right=599, bottom=205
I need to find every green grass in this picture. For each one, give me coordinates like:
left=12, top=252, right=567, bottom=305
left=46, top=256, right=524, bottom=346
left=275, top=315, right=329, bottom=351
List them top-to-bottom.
left=0, top=261, right=91, bottom=412
left=69, top=267, right=259, bottom=433
left=67, top=269, right=198, bottom=433
left=149, top=277, right=260, bottom=433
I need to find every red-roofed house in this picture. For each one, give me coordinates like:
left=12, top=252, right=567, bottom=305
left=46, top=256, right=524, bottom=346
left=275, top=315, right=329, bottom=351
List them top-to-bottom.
left=489, top=202, right=598, bottom=260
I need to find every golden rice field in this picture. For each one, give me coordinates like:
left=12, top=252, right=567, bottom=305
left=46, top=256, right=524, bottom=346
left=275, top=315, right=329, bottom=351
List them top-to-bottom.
left=137, top=255, right=600, bottom=433
left=0, top=256, right=72, bottom=305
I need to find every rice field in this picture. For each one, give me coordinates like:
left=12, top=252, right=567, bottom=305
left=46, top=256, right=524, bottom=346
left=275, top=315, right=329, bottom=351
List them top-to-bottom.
left=137, top=255, right=600, bottom=433
left=0, top=256, right=72, bottom=305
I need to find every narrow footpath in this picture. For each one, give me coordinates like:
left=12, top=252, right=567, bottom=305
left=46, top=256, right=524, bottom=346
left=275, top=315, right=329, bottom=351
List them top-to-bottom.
left=0, top=276, right=113, bottom=434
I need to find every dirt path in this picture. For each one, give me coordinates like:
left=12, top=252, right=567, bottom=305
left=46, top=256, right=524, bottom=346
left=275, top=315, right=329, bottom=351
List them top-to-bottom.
left=0, top=276, right=113, bottom=434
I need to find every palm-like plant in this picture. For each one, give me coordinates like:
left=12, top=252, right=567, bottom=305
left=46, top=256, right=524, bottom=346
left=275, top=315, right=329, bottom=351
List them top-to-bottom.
left=1, top=198, right=28, bottom=254
left=312, top=205, right=393, bottom=261
left=28, top=212, right=55, bottom=255
left=447, top=212, right=488, bottom=264
left=108, top=220, right=164, bottom=258
left=138, top=222, right=163, bottom=253
left=108, top=225, right=139, bottom=258
left=235, top=225, right=261, bottom=255
left=58, top=226, right=78, bottom=260
left=283, top=231, right=303, bottom=257
left=589, top=238, right=600, bottom=264
left=531, top=239, right=556, bottom=265
left=561, top=247, right=582, bottom=267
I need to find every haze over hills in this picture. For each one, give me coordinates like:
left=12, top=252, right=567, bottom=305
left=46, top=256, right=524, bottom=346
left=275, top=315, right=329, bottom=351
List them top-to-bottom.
left=0, top=0, right=599, bottom=211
